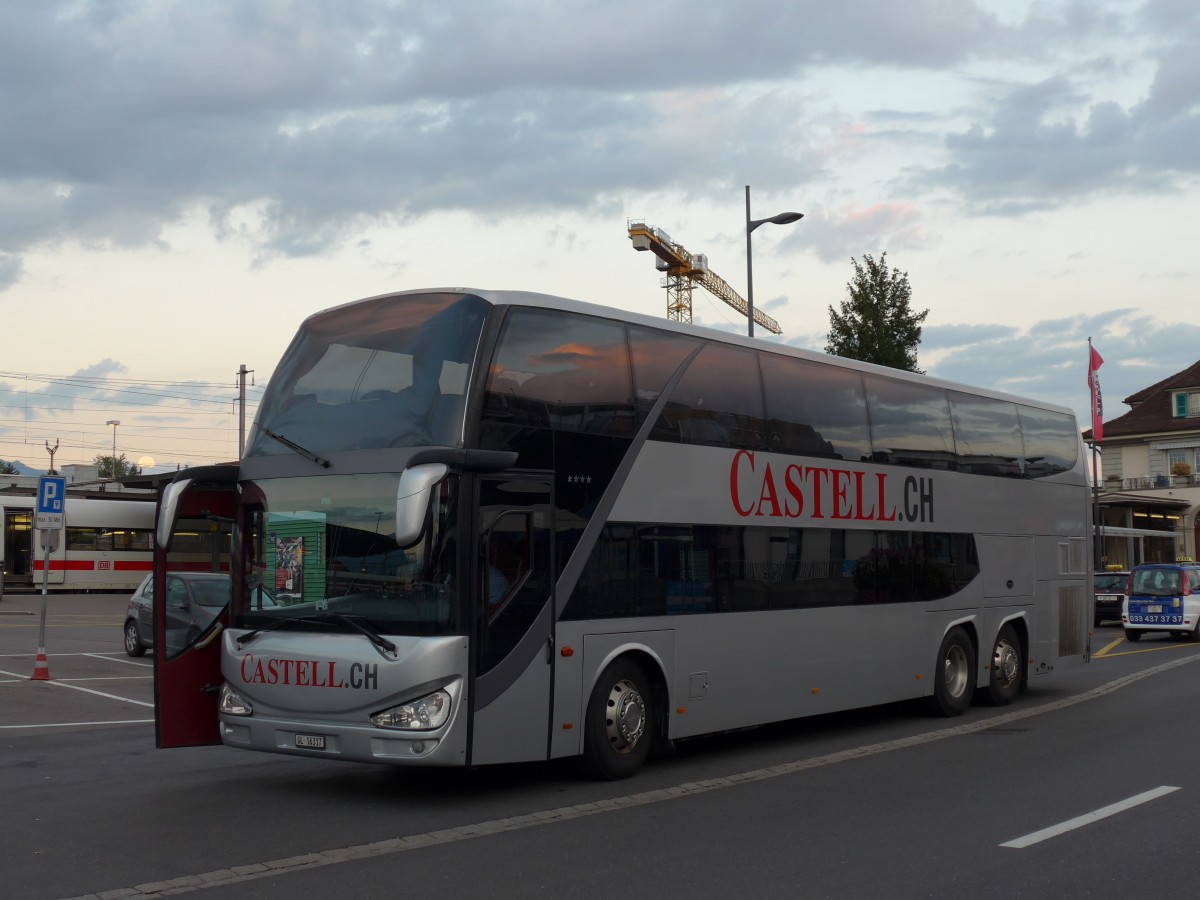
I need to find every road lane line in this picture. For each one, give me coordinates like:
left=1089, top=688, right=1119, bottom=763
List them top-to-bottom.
left=1092, top=636, right=1125, bottom=658
left=65, top=650, right=1200, bottom=899
left=0, top=652, right=147, bottom=658
left=82, top=652, right=153, bottom=667
left=0, top=668, right=153, bottom=706
left=0, top=719, right=153, bottom=730
left=1000, top=786, right=1180, bottom=849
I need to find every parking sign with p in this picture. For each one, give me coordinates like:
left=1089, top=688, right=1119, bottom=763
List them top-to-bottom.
left=35, top=475, right=66, bottom=530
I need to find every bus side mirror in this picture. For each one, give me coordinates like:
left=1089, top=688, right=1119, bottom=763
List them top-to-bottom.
left=395, top=463, right=448, bottom=547
left=156, top=478, right=193, bottom=551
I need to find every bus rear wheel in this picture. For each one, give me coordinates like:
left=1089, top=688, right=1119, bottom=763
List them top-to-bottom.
left=982, top=624, right=1022, bottom=706
left=929, top=627, right=975, bottom=717
left=582, top=659, right=654, bottom=780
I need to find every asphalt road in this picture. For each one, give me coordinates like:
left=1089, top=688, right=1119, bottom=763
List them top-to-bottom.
left=3, top=592, right=1200, bottom=900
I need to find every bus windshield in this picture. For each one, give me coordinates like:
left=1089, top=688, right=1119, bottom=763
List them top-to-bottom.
left=244, top=291, right=489, bottom=457
left=235, top=473, right=459, bottom=636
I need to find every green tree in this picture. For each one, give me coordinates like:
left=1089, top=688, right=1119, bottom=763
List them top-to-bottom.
left=826, top=252, right=928, bottom=373
left=94, top=453, right=141, bottom=479
left=0, top=460, right=18, bottom=474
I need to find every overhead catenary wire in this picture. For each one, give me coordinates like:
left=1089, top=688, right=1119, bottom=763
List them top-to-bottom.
left=0, top=368, right=266, bottom=469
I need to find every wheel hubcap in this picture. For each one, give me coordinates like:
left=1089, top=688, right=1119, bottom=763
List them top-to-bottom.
left=993, top=638, right=1019, bottom=688
left=943, top=644, right=969, bottom=699
left=604, top=679, right=646, bottom=755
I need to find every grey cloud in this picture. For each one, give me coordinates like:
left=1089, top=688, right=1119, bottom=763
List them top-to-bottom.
left=1140, top=0, right=1200, bottom=32
left=0, top=1, right=1188, bottom=272
left=919, top=30, right=1200, bottom=213
left=787, top=204, right=934, bottom=265
left=0, top=252, right=20, bottom=289
left=921, top=322, right=1017, bottom=349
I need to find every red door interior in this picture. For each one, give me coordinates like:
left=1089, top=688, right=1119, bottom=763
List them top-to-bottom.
left=153, top=469, right=237, bottom=749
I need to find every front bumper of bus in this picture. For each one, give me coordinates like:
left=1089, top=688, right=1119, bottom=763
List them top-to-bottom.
left=216, top=680, right=470, bottom=766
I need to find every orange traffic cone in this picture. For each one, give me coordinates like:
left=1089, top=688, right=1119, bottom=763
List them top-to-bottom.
left=31, top=647, right=51, bottom=681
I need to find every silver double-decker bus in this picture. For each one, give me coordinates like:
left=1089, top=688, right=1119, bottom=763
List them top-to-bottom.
left=152, top=288, right=1092, bottom=778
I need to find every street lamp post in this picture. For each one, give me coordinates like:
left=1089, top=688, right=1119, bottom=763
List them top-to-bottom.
left=745, top=185, right=803, bottom=337
left=106, top=420, right=120, bottom=488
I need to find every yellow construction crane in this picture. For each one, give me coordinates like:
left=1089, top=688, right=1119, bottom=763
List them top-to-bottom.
left=627, top=219, right=782, bottom=335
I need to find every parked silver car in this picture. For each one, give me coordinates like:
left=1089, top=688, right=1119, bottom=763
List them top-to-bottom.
left=123, top=572, right=231, bottom=657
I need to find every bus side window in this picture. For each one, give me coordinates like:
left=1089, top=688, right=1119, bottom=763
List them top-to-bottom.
left=482, top=308, right=635, bottom=437
left=627, top=325, right=702, bottom=427
left=655, top=342, right=764, bottom=450
left=759, top=353, right=870, bottom=461
left=861, top=373, right=955, bottom=470
left=948, top=393, right=1022, bottom=477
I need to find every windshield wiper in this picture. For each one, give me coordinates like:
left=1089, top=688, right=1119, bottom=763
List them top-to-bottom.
left=254, top=424, right=330, bottom=468
left=237, top=613, right=396, bottom=655
left=320, top=614, right=397, bottom=655
left=237, top=616, right=309, bottom=647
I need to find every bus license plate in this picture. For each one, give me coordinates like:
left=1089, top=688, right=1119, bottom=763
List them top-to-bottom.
left=1147, top=605, right=1163, bottom=614
left=295, top=734, right=326, bottom=750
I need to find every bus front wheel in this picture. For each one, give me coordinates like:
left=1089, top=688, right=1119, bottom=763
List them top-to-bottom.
left=982, top=624, right=1023, bottom=706
left=930, top=627, right=975, bottom=717
left=582, top=659, right=653, bottom=780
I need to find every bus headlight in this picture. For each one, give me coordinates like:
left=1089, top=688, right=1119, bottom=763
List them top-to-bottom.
left=219, top=684, right=253, bottom=716
left=370, top=689, right=451, bottom=731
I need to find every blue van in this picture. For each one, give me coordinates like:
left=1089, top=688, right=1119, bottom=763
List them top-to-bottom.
left=1123, top=562, right=1200, bottom=642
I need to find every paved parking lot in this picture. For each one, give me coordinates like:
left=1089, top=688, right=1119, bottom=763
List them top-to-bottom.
left=0, top=590, right=156, bottom=732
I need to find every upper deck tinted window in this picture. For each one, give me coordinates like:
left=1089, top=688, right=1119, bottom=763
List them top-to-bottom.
left=482, top=308, right=635, bottom=436
left=627, top=325, right=702, bottom=426
left=653, top=343, right=764, bottom=449
left=759, top=354, right=871, bottom=461
left=863, top=374, right=956, bottom=469
left=948, top=392, right=1022, bottom=477
left=1017, top=404, right=1079, bottom=477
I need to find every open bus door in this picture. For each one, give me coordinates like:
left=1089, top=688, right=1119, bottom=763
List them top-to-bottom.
left=152, top=465, right=238, bottom=749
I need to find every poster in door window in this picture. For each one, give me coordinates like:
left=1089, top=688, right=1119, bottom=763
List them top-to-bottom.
left=275, top=536, right=303, bottom=601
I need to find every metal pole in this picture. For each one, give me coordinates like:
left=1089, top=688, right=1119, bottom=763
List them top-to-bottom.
left=745, top=185, right=755, bottom=338
left=238, top=364, right=247, bottom=457
left=105, top=420, right=120, bottom=489
left=1091, top=443, right=1103, bottom=567
left=31, top=532, right=52, bottom=680
left=38, top=537, right=49, bottom=646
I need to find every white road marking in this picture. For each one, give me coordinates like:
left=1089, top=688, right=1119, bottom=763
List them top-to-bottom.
left=0, top=651, right=143, bottom=658
left=62, top=651, right=1200, bottom=898
left=83, top=652, right=153, bottom=667
left=0, top=668, right=154, bottom=707
left=0, top=719, right=153, bottom=730
left=1000, top=786, right=1181, bottom=849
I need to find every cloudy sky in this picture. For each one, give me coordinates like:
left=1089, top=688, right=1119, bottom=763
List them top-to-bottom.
left=1, top=0, right=1197, bottom=472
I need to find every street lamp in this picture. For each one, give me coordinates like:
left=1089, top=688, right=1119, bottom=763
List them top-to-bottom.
left=745, top=185, right=803, bottom=337
left=106, top=420, right=120, bottom=486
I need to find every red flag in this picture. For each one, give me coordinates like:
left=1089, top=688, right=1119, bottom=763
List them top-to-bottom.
left=1088, top=344, right=1104, bottom=442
